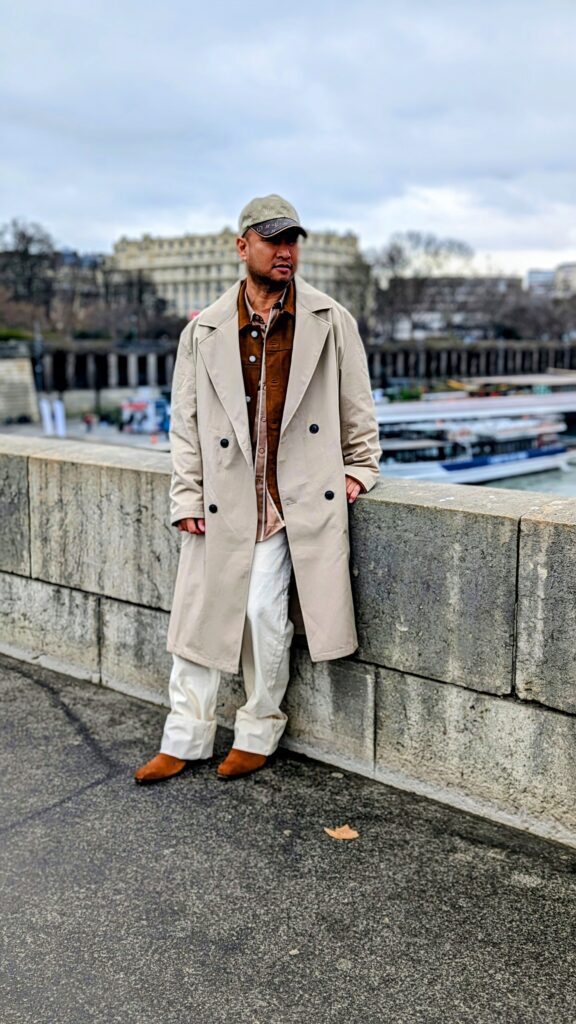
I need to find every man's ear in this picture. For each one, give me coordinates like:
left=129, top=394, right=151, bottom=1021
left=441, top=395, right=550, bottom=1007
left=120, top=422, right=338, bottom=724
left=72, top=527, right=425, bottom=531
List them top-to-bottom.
left=236, top=235, right=248, bottom=262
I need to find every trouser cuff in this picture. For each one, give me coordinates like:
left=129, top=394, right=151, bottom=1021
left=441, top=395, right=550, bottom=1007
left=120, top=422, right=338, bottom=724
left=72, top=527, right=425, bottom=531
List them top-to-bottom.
left=233, top=715, right=288, bottom=756
left=160, top=718, right=217, bottom=760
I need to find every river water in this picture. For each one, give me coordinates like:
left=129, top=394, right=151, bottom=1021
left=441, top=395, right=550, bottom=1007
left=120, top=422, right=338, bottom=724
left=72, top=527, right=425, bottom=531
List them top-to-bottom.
left=482, top=464, right=576, bottom=496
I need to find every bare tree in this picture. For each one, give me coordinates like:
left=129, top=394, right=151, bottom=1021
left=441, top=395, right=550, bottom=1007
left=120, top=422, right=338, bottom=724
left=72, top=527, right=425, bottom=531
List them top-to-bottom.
left=0, top=219, right=57, bottom=321
left=0, top=220, right=179, bottom=342
left=369, top=232, right=474, bottom=341
left=332, top=252, right=375, bottom=337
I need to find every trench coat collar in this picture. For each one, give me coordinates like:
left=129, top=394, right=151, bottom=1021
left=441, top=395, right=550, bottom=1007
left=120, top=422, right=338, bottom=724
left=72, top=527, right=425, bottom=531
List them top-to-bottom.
left=196, top=275, right=334, bottom=461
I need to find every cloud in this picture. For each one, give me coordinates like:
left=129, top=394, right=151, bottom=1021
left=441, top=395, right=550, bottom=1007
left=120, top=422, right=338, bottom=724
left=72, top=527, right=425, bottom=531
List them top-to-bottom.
left=1, top=0, right=575, bottom=271
left=332, top=178, right=576, bottom=246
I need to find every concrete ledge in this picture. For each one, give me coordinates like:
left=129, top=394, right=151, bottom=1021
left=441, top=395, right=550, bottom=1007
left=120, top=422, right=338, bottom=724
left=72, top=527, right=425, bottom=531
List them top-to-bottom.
left=0, top=451, right=30, bottom=575
left=28, top=454, right=178, bottom=608
left=352, top=481, right=548, bottom=694
left=516, top=498, right=576, bottom=713
left=0, top=571, right=99, bottom=682
left=100, top=598, right=172, bottom=704
left=214, top=648, right=375, bottom=769
left=282, top=648, right=375, bottom=767
left=375, top=666, right=576, bottom=846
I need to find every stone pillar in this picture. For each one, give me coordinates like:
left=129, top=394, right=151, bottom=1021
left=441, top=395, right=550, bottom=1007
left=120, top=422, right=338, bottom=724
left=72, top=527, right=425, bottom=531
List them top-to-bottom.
left=418, top=349, right=426, bottom=379
left=371, top=351, right=382, bottom=386
left=66, top=353, right=76, bottom=390
left=86, top=353, right=96, bottom=389
left=107, top=353, right=119, bottom=389
left=146, top=353, right=158, bottom=387
left=42, top=354, right=53, bottom=392
left=127, top=354, right=138, bottom=388
left=166, top=354, right=175, bottom=387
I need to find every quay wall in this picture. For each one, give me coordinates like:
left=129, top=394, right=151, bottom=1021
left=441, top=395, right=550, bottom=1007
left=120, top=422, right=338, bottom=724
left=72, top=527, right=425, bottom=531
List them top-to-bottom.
left=3, top=434, right=576, bottom=846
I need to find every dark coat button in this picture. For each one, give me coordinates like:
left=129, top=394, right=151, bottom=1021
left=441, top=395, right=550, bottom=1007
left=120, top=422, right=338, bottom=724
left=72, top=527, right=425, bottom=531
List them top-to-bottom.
left=309, top=423, right=319, bottom=433
left=220, top=438, right=229, bottom=447
left=325, top=490, right=334, bottom=500
left=208, top=504, right=218, bottom=513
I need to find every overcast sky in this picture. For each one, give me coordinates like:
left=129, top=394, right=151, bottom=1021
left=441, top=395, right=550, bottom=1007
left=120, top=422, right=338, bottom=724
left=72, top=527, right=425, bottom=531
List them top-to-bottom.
left=2, top=0, right=575, bottom=273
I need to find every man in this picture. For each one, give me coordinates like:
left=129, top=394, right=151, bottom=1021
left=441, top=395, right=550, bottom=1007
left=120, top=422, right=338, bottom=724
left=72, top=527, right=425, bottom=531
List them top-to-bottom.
left=134, top=194, right=381, bottom=785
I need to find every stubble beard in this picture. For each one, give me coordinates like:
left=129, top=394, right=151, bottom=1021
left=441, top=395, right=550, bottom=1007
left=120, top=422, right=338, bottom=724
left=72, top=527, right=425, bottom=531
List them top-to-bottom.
left=248, top=266, right=295, bottom=294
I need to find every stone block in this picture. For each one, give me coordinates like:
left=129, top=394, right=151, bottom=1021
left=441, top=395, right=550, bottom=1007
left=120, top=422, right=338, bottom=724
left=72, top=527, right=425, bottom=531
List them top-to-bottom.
left=0, top=358, right=39, bottom=422
left=27, top=441, right=179, bottom=609
left=0, top=452, right=30, bottom=575
left=350, top=480, right=548, bottom=695
left=516, top=497, right=576, bottom=712
left=0, top=571, right=99, bottom=680
left=100, top=598, right=172, bottom=705
left=100, top=598, right=245, bottom=727
left=208, top=646, right=376, bottom=772
left=280, top=646, right=375, bottom=771
left=375, top=667, right=576, bottom=841
left=216, top=672, right=246, bottom=730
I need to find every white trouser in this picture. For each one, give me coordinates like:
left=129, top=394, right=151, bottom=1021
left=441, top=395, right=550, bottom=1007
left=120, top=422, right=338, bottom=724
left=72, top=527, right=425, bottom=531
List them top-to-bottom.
left=160, top=529, right=295, bottom=759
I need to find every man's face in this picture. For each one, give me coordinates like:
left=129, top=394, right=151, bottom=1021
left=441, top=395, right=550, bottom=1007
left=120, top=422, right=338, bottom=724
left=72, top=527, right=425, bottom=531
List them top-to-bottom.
left=236, top=228, right=300, bottom=289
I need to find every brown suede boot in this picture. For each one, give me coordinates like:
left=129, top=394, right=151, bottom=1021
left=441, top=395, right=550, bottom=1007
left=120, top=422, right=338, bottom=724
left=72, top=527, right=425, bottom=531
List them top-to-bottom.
left=216, top=748, right=267, bottom=780
left=134, top=752, right=189, bottom=785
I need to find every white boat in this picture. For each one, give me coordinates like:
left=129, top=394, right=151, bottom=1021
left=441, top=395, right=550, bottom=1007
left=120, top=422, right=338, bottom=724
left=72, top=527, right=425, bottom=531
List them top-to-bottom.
left=378, top=413, right=573, bottom=483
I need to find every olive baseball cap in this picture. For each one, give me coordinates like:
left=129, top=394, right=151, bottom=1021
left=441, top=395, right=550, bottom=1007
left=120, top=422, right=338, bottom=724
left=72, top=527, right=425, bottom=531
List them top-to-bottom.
left=238, top=194, right=308, bottom=239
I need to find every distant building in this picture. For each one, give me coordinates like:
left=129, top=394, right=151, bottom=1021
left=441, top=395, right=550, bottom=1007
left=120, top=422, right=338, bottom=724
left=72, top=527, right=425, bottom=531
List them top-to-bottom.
left=111, top=228, right=360, bottom=318
left=555, top=263, right=576, bottom=297
left=526, top=269, right=555, bottom=296
left=382, top=275, right=523, bottom=342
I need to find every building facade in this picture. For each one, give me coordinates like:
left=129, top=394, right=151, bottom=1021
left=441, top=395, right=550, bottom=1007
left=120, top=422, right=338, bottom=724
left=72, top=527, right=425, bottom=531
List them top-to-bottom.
left=111, top=228, right=360, bottom=318
left=555, top=263, right=576, bottom=297
left=526, top=264, right=576, bottom=298
left=526, top=269, right=555, bottom=296
left=380, top=275, right=523, bottom=343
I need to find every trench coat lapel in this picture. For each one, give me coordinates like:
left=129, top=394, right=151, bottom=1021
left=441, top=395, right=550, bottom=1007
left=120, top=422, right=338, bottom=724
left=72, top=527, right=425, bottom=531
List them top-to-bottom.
left=196, top=276, right=333, bottom=453
left=280, top=279, right=330, bottom=436
left=197, top=288, right=252, bottom=466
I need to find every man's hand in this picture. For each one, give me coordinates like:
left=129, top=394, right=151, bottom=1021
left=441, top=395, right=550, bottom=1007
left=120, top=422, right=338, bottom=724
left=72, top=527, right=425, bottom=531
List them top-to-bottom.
left=345, top=476, right=365, bottom=504
left=176, top=517, right=206, bottom=534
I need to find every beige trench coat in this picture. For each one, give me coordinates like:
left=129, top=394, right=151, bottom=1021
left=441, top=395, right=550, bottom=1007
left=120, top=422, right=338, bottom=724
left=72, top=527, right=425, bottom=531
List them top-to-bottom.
left=166, top=274, right=381, bottom=672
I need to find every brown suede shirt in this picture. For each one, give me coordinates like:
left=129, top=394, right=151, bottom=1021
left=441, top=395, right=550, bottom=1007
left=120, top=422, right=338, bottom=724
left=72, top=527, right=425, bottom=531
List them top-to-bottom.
left=238, top=278, right=295, bottom=542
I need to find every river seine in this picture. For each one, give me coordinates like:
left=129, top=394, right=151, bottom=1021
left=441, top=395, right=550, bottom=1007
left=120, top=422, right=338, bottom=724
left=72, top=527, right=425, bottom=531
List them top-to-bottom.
left=483, top=464, right=576, bottom=496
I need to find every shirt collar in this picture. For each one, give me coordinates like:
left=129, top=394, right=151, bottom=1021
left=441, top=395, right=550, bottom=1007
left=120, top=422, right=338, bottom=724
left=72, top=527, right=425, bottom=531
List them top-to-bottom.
left=238, top=278, right=295, bottom=329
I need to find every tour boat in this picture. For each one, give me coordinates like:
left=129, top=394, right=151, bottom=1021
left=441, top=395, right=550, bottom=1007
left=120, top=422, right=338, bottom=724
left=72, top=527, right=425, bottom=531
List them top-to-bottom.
left=378, top=414, right=572, bottom=483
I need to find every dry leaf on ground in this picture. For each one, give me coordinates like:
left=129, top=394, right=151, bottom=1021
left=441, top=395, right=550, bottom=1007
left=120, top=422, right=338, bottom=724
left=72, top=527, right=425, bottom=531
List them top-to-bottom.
left=324, top=824, right=359, bottom=841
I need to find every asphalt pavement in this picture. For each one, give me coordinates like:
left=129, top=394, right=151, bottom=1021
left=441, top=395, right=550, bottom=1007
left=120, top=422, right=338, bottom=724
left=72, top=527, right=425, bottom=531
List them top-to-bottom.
left=2, top=652, right=576, bottom=1024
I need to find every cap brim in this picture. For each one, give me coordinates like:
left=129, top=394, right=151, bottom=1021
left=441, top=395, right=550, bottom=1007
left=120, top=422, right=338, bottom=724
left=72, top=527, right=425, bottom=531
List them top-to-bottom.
left=250, top=218, right=307, bottom=239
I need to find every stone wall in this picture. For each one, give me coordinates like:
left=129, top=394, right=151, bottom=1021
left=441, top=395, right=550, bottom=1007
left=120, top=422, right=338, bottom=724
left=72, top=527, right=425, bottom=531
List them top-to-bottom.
left=0, top=359, right=39, bottom=423
left=2, top=433, right=576, bottom=846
